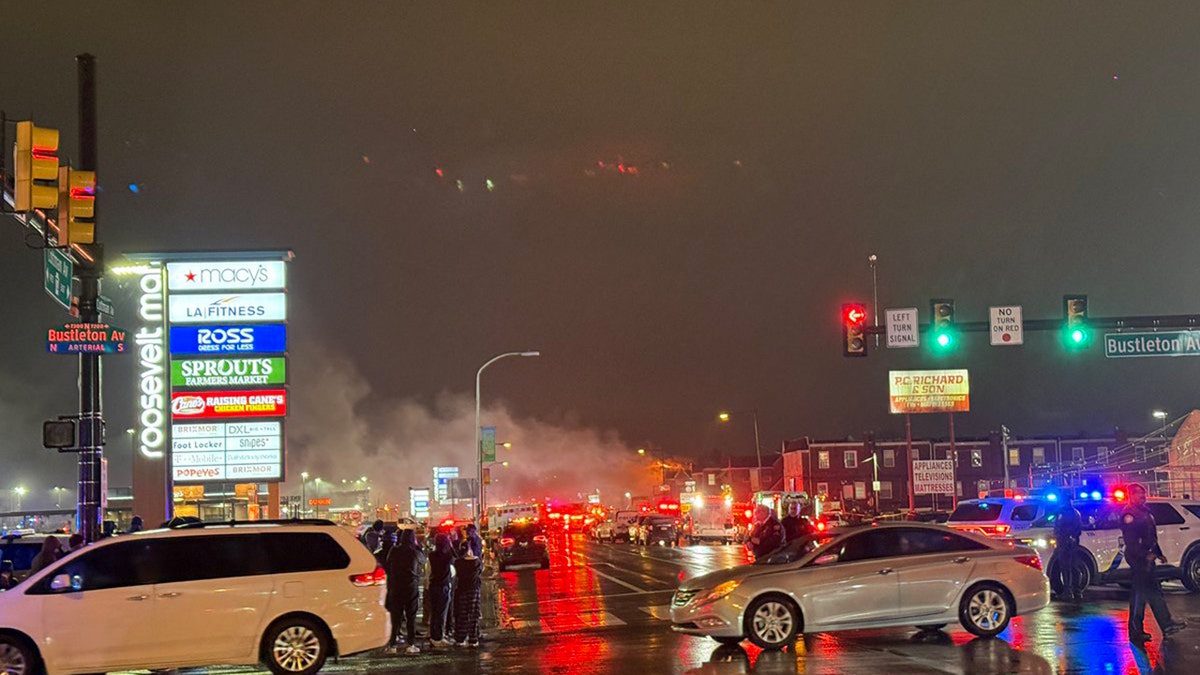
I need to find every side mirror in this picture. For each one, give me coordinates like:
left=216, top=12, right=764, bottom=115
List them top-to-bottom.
left=813, top=553, right=839, bottom=566
left=50, top=574, right=78, bottom=591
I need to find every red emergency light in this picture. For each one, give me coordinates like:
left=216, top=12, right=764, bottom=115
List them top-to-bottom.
left=1113, top=487, right=1127, bottom=502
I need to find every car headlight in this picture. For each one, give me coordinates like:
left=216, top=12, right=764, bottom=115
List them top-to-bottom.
left=698, top=580, right=741, bottom=605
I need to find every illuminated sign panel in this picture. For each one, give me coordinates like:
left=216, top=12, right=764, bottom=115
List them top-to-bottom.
left=166, top=261, right=286, bottom=291
left=136, top=268, right=167, bottom=459
left=169, top=293, right=287, bottom=324
left=47, top=323, right=128, bottom=354
left=169, top=324, right=287, bottom=355
left=171, top=357, right=286, bottom=387
left=888, top=369, right=970, bottom=414
left=171, top=389, right=287, bottom=420
left=172, top=421, right=283, bottom=482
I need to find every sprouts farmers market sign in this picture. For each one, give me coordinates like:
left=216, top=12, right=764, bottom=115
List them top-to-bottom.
left=1105, top=331, right=1200, bottom=358
left=171, top=357, right=286, bottom=387
left=888, top=369, right=970, bottom=414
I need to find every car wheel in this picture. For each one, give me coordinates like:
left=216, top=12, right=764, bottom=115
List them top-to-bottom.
left=1182, top=550, right=1200, bottom=593
left=959, top=583, right=1013, bottom=638
left=745, top=596, right=800, bottom=650
left=262, top=616, right=330, bottom=675
left=915, top=624, right=947, bottom=632
left=0, top=635, right=38, bottom=675
left=710, top=635, right=744, bottom=646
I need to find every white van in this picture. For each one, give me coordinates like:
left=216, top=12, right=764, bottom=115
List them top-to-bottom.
left=0, top=521, right=389, bottom=675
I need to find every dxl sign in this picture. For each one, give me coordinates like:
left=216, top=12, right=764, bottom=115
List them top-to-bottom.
left=166, top=261, right=286, bottom=291
left=913, top=460, right=955, bottom=495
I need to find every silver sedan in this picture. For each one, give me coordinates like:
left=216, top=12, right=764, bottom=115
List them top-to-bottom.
left=670, top=522, right=1050, bottom=649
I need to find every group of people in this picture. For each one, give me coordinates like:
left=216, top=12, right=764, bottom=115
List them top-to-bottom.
left=1050, top=484, right=1188, bottom=642
left=746, top=503, right=819, bottom=558
left=362, top=520, right=485, bottom=654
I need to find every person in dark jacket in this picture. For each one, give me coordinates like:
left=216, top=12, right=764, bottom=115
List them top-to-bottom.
left=1122, top=484, right=1187, bottom=641
left=1051, top=499, right=1084, bottom=601
left=748, top=505, right=785, bottom=559
left=364, top=520, right=385, bottom=560
left=385, top=529, right=426, bottom=654
left=427, top=533, right=456, bottom=647
left=29, top=536, right=62, bottom=575
left=452, top=547, right=483, bottom=647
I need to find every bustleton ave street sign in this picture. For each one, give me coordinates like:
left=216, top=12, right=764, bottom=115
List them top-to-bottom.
left=1105, top=331, right=1200, bottom=358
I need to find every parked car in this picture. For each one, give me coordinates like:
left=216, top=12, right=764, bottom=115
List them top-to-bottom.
left=947, top=498, right=1050, bottom=537
left=638, top=516, right=681, bottom=547
left=0, top=519, right=388, bottom=675
left=497, top=520, right=550, bottom=571
left=670, top=523, right=1049, bottom=649
left=0, top=534, right=51, bottom=584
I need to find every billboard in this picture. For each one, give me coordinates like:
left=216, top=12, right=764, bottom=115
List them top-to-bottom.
left=167, top=261, right=287, bottom=291
left=169, top=293, right=287, bottom=324
left=169, top=324, right=287, bottom=355
left=171, top=357, right=287, bottom=387
left=888, top=369, right=970, bottom=414
left=171, top=389, right=287, bottom=420
left=172, top=421, right=283, bottom=482
left=913, top=459, right=955, bottom=495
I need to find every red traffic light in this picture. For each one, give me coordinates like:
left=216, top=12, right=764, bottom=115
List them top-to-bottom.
left=844, top=306, right=866, bottom=325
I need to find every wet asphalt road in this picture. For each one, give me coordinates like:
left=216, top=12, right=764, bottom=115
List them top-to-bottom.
left=172, top=534, right=1200, bottom=674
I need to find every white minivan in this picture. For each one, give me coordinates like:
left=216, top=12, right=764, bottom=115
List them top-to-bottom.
left=0, top=521, right=389, bottom=675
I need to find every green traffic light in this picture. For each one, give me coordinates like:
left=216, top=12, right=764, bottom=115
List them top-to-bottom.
left=1071, top=328, right=1086, bottom=343
left=936, top=333, right=951, bottom=348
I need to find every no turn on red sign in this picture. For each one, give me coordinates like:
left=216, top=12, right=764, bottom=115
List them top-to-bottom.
left=989, top=306, right=1023, bottom=346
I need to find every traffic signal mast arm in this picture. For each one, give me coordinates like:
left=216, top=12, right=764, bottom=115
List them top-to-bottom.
left=862, top=313, right=1200, bottom=337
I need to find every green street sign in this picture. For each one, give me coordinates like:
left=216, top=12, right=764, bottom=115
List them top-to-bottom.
left=44, top=248, right=73, bottom=311
left=97, top=294, right=115, bottom=316
left=1104, top=331, right=1200, bottom=358
left=171, top=357, right=287, bottom=387
left=480, top=426, right=497, bottom=463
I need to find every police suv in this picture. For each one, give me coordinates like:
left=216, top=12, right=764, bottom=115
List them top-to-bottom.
left=1012, top=493, right=1200, bottom=593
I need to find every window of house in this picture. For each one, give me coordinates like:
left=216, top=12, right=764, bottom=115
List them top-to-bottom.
left=1072, top=446, right=1085, bottom=462
left=1098, top=446, right=1109, bottom=465
left=1135, top=446, right=1146, bottom=463
left=1032, top=447, right=1045, bottom=464
left=1008, top=448, right=1020, bottom=466
left=883, top=449, right=895, bottom=468
left=970, top=449, right=982, bottom=468
left=844, top=450, right=858, bottom=469
left=818, top=452, right=830, bottom=470
left=707, top=473, right=716, bottom=486
left=879, top=481, right=893, bottom=500
left=816, top=482, right=828, bottom=496
left=854, top=482, right=866, bottom=499
left=842, top=484, right=854, bottom=500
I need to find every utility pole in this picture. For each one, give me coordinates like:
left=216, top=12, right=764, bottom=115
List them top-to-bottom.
left=76, top=54, right=105, bottom=543
left=1001, top=425, right=1011, bottom=492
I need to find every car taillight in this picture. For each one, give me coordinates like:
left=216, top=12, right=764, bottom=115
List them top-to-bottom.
left=816, top=521, right=827, bottom=532
left=994, top=524, right=1011, bottom=535
left=533, top=535, right=547, bottom=543
left=500, top=537, right=515, bottom=547
left=1015, top=554, right=1042, bottom=571
left=350, top=565, right=386, bottom=587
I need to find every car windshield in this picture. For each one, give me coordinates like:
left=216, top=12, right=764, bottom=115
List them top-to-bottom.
left=949, top=502, right=1003, bottom=522
left=647, top=517, right=674, bottom=526
left=503, top=523, right=543, bottom=537
left=753, top=534, right=832, bottom=565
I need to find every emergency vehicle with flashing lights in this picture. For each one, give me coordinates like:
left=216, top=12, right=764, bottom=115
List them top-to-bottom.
left=1011, top=487, right=1200, bottom=594
left=683, top=493, right=739, bottom=544
left=946, top=496, right=1052, bottom=538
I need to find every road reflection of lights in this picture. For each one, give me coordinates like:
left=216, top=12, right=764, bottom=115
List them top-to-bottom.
left=538, top=631, right=611, bottom=675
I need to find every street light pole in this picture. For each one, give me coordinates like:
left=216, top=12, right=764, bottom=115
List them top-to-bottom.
left=869, top=254, right=879, bottom=347
left=476, top=351, right=540, bottom=521
left=718, top=410, right=763, bottom=472
left=300, top=471, right=309, bottom=517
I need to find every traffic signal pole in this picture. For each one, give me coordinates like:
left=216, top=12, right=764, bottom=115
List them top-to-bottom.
left=76, top=54, right=105, bottom=542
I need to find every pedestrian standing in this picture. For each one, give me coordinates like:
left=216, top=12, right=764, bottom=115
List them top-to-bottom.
left=1121, top=484, right=1187, bottom=641
left=1051, top=498, right=1084, bottom=601
left=748, top=505, right=784, bottom=559
left=127, top=516, right=144, bottom=534
left=364, top=520, right=385, bottom=561
left=385, top=529, right=425, bottom=654
left=66, top=533, right=85, bottom=554
left=427, top=533, right=456, bottom=647
left=29, top=536, right=62, bottom=574
left=452, top=547, right=483, bottom=647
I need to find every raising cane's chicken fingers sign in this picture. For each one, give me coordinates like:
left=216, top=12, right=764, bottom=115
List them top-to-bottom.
left=171, top=389, right=287, bottom=420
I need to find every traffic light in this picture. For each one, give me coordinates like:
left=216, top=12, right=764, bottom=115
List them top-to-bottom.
left=13, top=121, right=60, bottom=211
left=57, top=168, right=96, bottom=246
left=1063, top=295, right=1089, bottom=348
left=930, top=299, right=956, bottom=350
left=841, top=303, right=867, bottom=357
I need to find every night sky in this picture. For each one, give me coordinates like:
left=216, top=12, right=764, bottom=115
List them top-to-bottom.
left=3, top=4, right=1200, bottom=501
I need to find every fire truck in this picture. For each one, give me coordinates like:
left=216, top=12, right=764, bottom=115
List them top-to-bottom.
left=683, top=493, right=739, bottom=544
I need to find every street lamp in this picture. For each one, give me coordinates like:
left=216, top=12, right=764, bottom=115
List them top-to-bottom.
left=476, top=350, right=540, bottom=520
left=717, top=410, right=763, bottom=471
left=1153, top=410, right=1169, bottom=422
left=863, top=453, right=880, bottom=513
left=300, top=471, right=309, bottom=516
left=314, top=477, right=323, bottom=518
left=13, top=486, right=27, bottom=512
left=51, top=487, right=66, bottom=508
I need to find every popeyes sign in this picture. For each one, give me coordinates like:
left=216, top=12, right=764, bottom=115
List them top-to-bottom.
left=888, top=370, right=970, bottom=414
left=171, top=389, right=287, bottom=420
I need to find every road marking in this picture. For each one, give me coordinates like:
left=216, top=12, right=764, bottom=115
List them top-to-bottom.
left=584, top=561, right=650, bottom=592
left=506, top=588, right=673, bottom=607
left=509, top=610, right=628, bottom=634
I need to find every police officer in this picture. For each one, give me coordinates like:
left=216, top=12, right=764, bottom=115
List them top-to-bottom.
left=1121, top=484, right=1187, bottom=641
left=1050, top=496, right=1084, bottom=601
